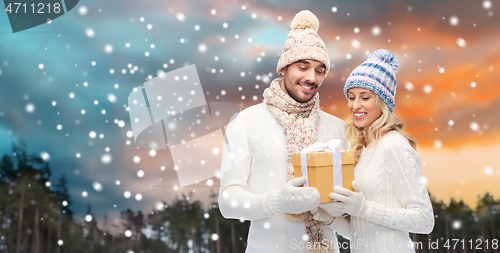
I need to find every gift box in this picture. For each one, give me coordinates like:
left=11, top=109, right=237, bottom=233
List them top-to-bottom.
left=292, top=145, right=358, bottom=203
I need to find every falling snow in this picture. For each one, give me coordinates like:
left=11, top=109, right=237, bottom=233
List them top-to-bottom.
left=483, top=1, right=492, bottom=9
left=78, top=6, right=88, bottom=15
left=176, top=13, right=186, bottom=22
left=449, top=16, right=459, bottom=26
left=85, top=28, right=95, bottom=38
left=457, top=38, right=467, bottom=48
left=351, top=39, right=360, bottom=48
left=104, top=44, right=113, bottom=53
left=405, top=82, right=414, bottom=91
left=423, top=84, right=432, bottom=94
left=107, top=93, right=117, bottom=103
left=26, top=103, right=35, bottom=113
left=470, top=122, right=480, bottom=132
left=434, top=140, right=442, bottom=149
left=149, top=149, right=156, bottom=157
left=40, top=151, right=50, bottom=161
left=101, top=154, right=113, bottom=164
left=133, top=156, right=141, bottom=163
left=484, top=166, right=493, bottom=176
left=137, top=170, right=145, bottom=178
left=93, top=182, right=103, bottom=192
left=135, top=193, right=143, bottom=201
left=452, top=220, right=462, bottom=230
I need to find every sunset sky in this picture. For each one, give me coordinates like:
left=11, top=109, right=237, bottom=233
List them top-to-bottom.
left=0, top=0, right=499, bottom=230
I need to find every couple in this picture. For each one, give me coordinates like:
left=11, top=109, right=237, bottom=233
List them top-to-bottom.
left=218, top=10, right=434, bottom=253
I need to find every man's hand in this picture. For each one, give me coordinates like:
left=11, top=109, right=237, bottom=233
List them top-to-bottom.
left=267, top=177, right=320, bottom=214
left=311, top=206, right=335, bottom=225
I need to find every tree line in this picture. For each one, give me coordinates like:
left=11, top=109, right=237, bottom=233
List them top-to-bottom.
left=0, top=141, right=499, bottom=253
left=0, top=141, right=249, bottom=253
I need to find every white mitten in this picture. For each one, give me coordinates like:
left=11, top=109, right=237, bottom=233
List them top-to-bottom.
left=267, top=177, right=320, bottom=214
left=327, top=180, right=372, bottom=219
left=317, top=202, right=345, bottom=218
left=311, top=207, right=334, bottom=225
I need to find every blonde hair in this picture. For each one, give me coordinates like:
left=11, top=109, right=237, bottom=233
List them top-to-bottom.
left=345, top=95, right=417, bottom=155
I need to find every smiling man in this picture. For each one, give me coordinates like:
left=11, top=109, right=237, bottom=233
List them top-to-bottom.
left=219, top=10, right=348, bottom=253
left=279, top=59, right=326, bottom=103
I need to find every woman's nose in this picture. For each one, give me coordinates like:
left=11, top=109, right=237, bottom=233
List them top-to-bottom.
left=353, top=98, right=362, bottom=109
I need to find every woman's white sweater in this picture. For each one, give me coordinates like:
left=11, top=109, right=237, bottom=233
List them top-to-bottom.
left=327, top=131, right=434, bottom=253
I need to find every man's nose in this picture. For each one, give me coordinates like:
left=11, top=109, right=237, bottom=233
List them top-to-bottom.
left=304, top=69, right=315, bottom=83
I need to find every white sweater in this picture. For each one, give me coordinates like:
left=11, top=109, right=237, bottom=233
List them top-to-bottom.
left=218, top=103, right=348, bottom=253
left=327, top=131, right=434, bottom=253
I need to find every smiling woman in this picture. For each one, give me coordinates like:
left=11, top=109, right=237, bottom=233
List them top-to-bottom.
left=317, top=49, right=434, bottom=253
left=343, top=49, right=416, bottom=151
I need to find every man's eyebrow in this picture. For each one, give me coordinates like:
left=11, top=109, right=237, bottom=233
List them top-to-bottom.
left=297, top=60, right=310, bottom=64
left=297, top=60, right=326, bottom=69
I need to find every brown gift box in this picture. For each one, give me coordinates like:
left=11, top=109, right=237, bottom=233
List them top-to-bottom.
left=292, top=151, right=358, bottom=203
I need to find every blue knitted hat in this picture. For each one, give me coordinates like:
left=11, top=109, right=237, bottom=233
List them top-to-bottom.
left=343, top=49, right=399, bottom=111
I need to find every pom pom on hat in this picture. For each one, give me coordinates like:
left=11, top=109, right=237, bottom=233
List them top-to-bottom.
left=291, top=10, right=319, bottom=32
left=368, top=49, right=399, bottom=73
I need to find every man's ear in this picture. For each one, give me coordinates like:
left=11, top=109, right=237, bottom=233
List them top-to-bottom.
left=278, top=67, right=285, bottom=77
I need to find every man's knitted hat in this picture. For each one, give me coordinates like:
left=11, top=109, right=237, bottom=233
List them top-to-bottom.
left=277, top=10, right=330, bottom=76
left=343, top=49, right=399, bottom=111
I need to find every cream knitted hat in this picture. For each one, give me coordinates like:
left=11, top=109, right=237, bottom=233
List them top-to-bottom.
left=276, top=10, right=330, bottom=76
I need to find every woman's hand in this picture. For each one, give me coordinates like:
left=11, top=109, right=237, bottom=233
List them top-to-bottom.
left=327, top=181, right=372, bottom=219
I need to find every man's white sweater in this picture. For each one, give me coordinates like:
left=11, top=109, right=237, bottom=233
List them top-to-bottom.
left=219, top=103, right=348, bottom=253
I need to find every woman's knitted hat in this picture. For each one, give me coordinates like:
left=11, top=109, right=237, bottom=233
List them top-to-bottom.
left=277, top=10, right=330, bottom=76
left=343, top=49, right=399, bottom=111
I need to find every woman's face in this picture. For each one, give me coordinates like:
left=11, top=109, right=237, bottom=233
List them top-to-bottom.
left=347, top=87, right=382, bottom=128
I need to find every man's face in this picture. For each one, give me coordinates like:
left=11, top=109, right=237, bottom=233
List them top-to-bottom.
left=279, top=59, right=327, bottom=103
